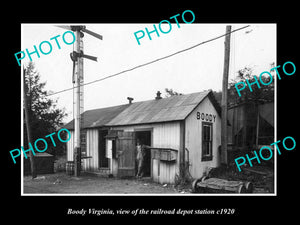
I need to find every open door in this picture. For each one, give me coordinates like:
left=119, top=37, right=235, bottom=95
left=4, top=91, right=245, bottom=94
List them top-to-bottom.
left=117, top=131, right=136, bottom=177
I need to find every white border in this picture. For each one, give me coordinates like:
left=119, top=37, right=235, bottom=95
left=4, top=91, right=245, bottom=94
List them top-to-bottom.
left=21, top=23, right=277, bottom=196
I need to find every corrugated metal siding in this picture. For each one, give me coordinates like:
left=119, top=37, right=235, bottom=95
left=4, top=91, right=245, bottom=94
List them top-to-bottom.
left=83, top=129, right=99, bottom=171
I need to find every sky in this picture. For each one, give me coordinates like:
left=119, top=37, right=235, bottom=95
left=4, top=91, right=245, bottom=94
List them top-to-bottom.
left=22, top=23, right=276, bottom=123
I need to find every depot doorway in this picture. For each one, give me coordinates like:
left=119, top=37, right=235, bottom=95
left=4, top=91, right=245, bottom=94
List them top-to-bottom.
left=135, top=130, right=152, bottom=177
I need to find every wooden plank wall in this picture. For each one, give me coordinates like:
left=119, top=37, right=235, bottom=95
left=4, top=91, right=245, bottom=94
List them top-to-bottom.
left=185, top=97, right=221, bottom=179
left=66, top=122, right=181, bottom=182
left=111, top=122, right=180, bottom=184
left=152, top=122, right=180, bottom=184
left=153, top=122, right=180, bottom=150
left=66, top=129, right=99, bottom=171
left=83, top=129, right=99, bottom=171
left=152, top=159, right=177, bottom=184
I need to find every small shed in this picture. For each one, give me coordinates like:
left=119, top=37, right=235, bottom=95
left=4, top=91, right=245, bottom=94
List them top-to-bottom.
left=65, top=90, right=222, bottom=184
left=227, top=101, right=274, bottom=149
left=23, top=152, right=54, bottom=175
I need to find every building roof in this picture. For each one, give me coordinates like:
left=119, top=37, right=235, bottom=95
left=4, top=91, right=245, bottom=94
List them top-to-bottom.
left=64, top=90, right=221, bottom=129
left=107, top=90, right=218, bottom=126
left=64, top=104, right=129, bottom=130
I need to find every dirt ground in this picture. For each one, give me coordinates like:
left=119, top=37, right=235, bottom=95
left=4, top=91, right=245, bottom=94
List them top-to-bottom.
left=23, top=156, right=274, bottom=194
left=206, top=164, right=274, bottom=193
left=23, top=167, right=273, bottom=194
left=23, top=172, right=183, bottom=194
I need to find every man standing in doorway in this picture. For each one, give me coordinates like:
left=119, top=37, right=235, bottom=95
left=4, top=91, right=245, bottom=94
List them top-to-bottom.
left=136, top=139, right=150, bottom=178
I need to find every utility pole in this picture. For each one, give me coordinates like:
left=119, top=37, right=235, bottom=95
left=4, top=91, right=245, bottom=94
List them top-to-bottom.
left=56, top=25, right=102, bottom=176
left=61, top=25, right=102, bottom=177
left=221, top=25, right=231, bottom=165
left=73, top=27, right=82, bottom=177
left=23, top=67, right=37, bottom=178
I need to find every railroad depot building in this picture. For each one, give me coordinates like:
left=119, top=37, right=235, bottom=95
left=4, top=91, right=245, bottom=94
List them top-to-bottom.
left=64, top=90, right=222, bottom=184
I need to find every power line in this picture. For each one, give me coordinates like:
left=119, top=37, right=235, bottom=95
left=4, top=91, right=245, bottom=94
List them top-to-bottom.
left=47, top=25, right=250, bottom=97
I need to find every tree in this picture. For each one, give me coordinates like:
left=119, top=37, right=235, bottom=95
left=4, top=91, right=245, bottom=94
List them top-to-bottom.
left=24, top=62, right=67, bottom=156
left=212, top=65, right=274, bottom=106
left=228, top=65, right=274, bottom=105
left=164, top=88, right=183, bottom=97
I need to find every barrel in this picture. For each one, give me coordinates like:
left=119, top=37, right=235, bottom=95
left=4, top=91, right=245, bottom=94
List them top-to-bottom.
left=66, top=161, right=74, bottom=175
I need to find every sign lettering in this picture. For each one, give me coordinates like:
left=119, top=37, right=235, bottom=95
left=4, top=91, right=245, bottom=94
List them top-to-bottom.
left=196, top=112, right=216, bottom=123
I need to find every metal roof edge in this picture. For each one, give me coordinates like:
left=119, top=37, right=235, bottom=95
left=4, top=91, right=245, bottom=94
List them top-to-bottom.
left=183, top=90, right=212, bottom=120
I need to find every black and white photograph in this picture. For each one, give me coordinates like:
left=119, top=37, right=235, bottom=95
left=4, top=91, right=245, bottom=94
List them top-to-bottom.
left=4, top=5, right=298, bottom=221
left=20, top=23, right=276, bottom=195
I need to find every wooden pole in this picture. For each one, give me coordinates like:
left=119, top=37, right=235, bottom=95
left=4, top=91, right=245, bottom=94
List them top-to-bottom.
left=221, top=25, right=231, bottom=165
left=73, top=28, right=81, bottom=177
left=23, top=66, right=37, bottom=178
left=256, top=105, right=260, bottom=146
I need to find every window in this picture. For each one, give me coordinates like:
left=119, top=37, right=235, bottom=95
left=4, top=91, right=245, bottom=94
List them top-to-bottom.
left=202, top=122, right=213, bottom=161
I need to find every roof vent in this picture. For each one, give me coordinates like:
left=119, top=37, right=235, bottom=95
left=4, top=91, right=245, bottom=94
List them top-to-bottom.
left=155, top=91, right=162, bottom=100
left=127, top=97, right=134, bottom=104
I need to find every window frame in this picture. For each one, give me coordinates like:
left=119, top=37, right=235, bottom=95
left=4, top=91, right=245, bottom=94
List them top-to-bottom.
left=201, top=121, right=213, bottom=161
